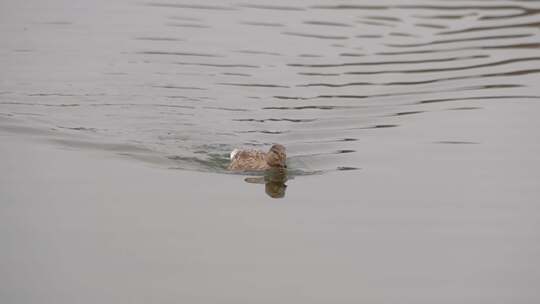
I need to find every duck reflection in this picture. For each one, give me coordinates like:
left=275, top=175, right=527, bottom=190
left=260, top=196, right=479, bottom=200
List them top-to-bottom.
left=244, top=168, right=288, bottom=198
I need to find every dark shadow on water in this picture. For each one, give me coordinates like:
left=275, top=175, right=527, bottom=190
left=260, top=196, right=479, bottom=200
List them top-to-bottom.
left=434, top=141, right=479, bottom=145
left=232, top=162, right=333, bottom=199
left=244, top=168, right=289, bottom=199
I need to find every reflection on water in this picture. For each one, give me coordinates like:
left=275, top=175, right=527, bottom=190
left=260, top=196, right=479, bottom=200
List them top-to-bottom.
left=1, top=0, right=540, bottom=175
left=1, top=1, right=540, bottom=302
left=244, top=168, right=288, bottom=199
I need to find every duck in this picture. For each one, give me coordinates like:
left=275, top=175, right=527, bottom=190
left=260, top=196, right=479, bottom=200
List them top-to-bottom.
left=228, top=144, right=287, bottom=171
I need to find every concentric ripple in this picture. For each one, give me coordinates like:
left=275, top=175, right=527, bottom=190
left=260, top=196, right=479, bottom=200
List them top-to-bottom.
left=1, top=0, right=539, bottom=174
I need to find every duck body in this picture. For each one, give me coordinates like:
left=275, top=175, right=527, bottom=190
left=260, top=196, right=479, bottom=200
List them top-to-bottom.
left=228, top=144, right=287, bottom=171
left=228, top=149, right=270, bottom=171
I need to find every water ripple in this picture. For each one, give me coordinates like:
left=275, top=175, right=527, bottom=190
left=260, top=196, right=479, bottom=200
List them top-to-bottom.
left=5, top=0, right=540, bottom=175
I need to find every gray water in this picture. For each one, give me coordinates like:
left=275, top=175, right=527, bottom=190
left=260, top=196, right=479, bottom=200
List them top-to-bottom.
left=2, top=0, right=539, bottom=173
left=2, top=0, right=540, bottom=303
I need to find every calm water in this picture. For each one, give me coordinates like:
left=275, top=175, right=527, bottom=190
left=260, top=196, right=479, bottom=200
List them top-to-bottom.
left=2, top=0, right=539, bottom=173
left=2, top=1, right=540, bottom=303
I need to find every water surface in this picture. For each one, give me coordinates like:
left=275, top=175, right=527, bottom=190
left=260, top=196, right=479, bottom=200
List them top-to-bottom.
left=1, top=0, right=540, bottom=303
left=2, top=0, right=539, bottom=174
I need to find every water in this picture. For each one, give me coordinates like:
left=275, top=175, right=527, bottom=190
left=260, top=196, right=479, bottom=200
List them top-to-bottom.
left=2, top=0, right=539, bottom=174
left=2, top=1, right=540, bottom=302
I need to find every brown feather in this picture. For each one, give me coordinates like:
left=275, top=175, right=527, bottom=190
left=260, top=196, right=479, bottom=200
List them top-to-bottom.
left=228, top=144, right=286, bottom=171
left=228, top=149, right=270, bottom=171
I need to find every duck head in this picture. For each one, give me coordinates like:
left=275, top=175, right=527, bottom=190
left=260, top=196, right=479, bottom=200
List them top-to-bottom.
left=265, top=144, right=287, bottom=169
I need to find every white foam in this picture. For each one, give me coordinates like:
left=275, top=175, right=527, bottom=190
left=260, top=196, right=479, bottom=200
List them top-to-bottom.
left=230, top=148, right=239, bottom=160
